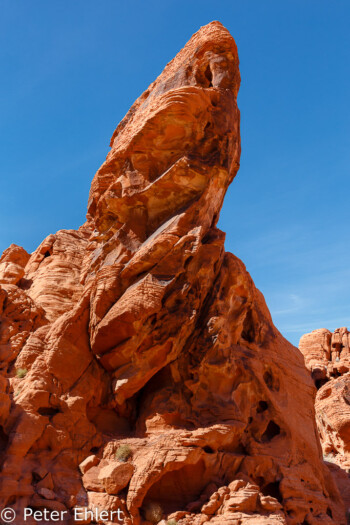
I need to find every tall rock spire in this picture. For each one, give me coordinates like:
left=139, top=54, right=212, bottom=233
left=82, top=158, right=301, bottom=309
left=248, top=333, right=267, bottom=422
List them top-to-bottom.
left=0, top=21, right=345, bottom=525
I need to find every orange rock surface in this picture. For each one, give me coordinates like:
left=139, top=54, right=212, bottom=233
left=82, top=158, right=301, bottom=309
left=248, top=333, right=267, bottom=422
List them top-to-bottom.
left=0, top=21, right=345, bottom=525
left=300, top=328, right=350, bottom=517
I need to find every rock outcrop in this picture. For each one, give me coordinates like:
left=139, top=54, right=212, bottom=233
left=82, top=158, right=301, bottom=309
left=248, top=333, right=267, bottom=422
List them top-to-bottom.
left=0, top=21, right=345, bottom=525
left=300, top=328, right=350, bottom=517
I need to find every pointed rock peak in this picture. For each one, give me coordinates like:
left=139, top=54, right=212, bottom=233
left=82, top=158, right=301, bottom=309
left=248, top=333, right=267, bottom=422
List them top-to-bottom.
left=87, top=21, right=241, bottom=239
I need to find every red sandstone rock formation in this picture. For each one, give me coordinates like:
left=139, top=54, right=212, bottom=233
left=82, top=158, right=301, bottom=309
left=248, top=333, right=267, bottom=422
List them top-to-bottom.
left=0, top=21, right=345, bottom=525
left=300, top=328, right=350, bottom=517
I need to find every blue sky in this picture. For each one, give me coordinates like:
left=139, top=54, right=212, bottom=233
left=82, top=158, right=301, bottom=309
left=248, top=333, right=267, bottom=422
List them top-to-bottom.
left=1, top=1, right=349, bottom=346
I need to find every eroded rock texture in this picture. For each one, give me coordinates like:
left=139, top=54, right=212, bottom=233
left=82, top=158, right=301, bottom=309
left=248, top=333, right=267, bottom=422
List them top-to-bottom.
left=0, top=22, right=344, bottom=525
left=300, top=328, right=350, bottom=517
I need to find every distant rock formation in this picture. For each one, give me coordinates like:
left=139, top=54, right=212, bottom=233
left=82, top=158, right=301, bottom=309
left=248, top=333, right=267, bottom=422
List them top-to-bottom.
left=0, top=21, right=345, bottom=525
left=300, top=327, right=350, bottom=517
left=300, top=327, right=350, bottom=386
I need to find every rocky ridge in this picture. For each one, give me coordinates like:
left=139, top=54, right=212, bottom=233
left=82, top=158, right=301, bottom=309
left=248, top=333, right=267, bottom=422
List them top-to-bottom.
left=0, top=21, right=345, bottom=525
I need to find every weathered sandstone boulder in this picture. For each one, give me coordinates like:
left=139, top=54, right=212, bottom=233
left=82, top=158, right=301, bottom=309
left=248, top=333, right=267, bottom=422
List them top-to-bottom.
left=0, top=21, right=345, bottom=525
left=0, top=245, right=30, bottom=285
left=98, top=461, right=134, bottom=495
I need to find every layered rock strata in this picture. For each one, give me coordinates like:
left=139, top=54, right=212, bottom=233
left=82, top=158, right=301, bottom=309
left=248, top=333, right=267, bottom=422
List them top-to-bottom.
left=0, top=21, right=344, bottom=525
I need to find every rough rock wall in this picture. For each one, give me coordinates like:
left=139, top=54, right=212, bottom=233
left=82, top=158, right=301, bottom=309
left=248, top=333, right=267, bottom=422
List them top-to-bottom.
left=0, top=21, right=344, bottom=525
left=300, top=328, right=350, bottom=517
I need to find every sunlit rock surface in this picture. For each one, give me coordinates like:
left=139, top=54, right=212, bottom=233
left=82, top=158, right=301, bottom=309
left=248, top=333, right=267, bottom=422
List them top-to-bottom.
left=0, top=21, right=344, bottom=525
left=300, top=327, right=350, bottom=518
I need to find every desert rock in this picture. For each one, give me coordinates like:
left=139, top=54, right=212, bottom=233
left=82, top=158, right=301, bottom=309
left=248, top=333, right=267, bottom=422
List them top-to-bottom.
left=0, top=21, right=344, bottom=525
left=300, top=327, right=350, bottom=516
left=98, top=461, right=134, bottom=495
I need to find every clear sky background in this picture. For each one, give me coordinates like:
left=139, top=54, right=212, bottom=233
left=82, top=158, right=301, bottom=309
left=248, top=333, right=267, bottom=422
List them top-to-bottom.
left=1, top=1, right=349, bottom=346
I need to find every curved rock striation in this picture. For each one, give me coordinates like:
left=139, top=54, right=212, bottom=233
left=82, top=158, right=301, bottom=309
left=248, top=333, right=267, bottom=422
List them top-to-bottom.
left=0, top=21, right=344, bottom=525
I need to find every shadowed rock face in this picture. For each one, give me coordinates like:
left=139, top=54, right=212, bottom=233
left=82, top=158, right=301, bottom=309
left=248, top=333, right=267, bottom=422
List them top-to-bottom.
left=0, top=21, right=345, bottom=525
left=300, top=328, right=350, bottom=516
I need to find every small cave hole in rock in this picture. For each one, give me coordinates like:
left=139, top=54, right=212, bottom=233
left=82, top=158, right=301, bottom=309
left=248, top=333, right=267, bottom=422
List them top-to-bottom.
left=204, top=65, right=213, bottom=87
left=43, top=251, right=51, bottom=258
left=18, top=277, right=33, bottom=290
left=241, top=309, right=255, bottom=343
left=263, top=370, right=275, bottom=390
left=315, top=378, right=328, bottom=389
left=257, top=400, right=268, bottom=413
left=37, top=407, right=61, bottom=417
left=261, top=420, right=281, bottom=443
left=0, top=426, right=9, bottom=450
left=203, top=445, right=215, bottom=454
left=90, top=447, right=99, bottom=454
left=142, top=460, right=213, bottom=514
left=31, top=472, right=41, bottom=484
left=262, top=481, right=283, bottom=503
left=327, top=507, right=333, bottom=518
